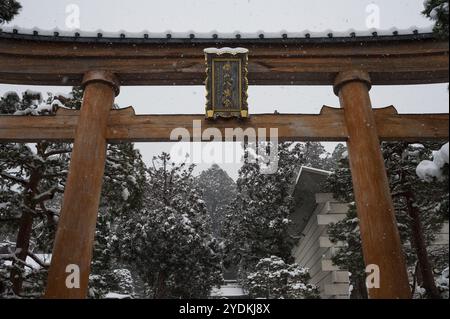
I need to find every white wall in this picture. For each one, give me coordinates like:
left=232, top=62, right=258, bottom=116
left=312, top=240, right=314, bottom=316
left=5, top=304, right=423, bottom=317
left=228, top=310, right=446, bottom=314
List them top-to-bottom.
left=292, top=193, right=350, bottom=299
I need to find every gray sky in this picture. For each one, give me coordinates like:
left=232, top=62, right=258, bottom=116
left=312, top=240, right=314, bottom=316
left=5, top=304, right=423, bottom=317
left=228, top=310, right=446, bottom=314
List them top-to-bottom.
left=1, top=0, right=448, bottom=179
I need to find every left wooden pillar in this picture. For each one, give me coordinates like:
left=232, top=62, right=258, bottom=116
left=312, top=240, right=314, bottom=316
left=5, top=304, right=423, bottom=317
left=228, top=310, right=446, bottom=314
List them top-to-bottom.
left=45, top=71, right=120, bottom=299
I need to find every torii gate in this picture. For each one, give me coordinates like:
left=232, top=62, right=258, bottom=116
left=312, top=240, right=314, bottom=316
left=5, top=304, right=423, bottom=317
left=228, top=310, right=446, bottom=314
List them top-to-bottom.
left=0, top=30, right=448, bottom=299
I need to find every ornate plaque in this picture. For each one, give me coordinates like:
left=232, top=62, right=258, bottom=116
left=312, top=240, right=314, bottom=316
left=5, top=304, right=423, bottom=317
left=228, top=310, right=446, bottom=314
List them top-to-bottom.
left=204, top=47, right=249, bottom=118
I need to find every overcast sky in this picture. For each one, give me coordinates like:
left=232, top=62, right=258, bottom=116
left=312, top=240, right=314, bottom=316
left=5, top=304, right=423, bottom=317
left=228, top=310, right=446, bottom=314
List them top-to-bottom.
left=1, top=0, right=448, bottom=179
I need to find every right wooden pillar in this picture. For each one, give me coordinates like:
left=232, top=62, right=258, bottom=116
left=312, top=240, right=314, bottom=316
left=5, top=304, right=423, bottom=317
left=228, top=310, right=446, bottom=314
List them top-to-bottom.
left=334, top=70, right=411, bottom=299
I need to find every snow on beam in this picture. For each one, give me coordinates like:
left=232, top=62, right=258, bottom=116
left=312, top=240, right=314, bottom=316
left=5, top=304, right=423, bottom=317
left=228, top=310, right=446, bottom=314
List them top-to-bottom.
left=0, top=25, right=434, bottom=39
left=0, top=106, right=447, bottom=143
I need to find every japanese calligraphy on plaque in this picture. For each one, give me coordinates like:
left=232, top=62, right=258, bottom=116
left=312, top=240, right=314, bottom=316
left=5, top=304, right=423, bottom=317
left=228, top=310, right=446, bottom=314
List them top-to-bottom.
left=204, top=47, right=249, bottom=118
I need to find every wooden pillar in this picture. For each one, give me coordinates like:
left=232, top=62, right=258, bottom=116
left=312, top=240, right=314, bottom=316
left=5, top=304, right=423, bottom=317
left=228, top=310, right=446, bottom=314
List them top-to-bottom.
left=334, top=70, right=411, bottom=299
left=44, top=71, right=120, bottom=298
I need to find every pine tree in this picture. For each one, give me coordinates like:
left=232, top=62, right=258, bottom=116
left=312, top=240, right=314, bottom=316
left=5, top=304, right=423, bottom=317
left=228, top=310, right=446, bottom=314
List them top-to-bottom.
left=0, top=0, right=21, bottom=24
left=423, top=0, right=449, bottom=39
left=0, top=88, right=146, bottom=298
left=0, top=90, right=72, bottom=297
left=222, top=142, right=330, bottom=284
left=326, top=142, right=449, bottom=299
left=88, top=143, right=147, bottom=298
left=329, top=143, right=347, bottom=169
left=114, top=153, right=223, bottom=298
left=197, top=164, right=236, bottom=237
left=244, top=256, right=319, bottom=299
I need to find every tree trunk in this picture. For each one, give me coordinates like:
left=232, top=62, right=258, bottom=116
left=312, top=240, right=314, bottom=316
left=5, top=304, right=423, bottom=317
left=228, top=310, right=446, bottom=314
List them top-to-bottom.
left=11, top=169, right=41, bottom=295
left=405, top=192, right=441, bottom=299
left=11, top=210, right=34, bottom=295
left=154, top=271, right=166, bottom=299
left=351, top=276, right=369, bottom=299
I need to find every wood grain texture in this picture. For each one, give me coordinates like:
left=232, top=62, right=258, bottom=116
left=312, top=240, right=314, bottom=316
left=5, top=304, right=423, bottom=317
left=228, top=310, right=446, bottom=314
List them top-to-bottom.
left=0, top=35, right=447, bottom=86
left=337, top=74, right=411, bottom=299
left=44, top=79, right=115, bottom=299
left=0, top=106, right=447, bottom=143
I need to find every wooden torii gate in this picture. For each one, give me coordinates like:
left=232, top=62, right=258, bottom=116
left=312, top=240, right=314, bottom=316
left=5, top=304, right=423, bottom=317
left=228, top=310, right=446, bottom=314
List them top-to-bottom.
left=0, top=30, right=448, bottom=299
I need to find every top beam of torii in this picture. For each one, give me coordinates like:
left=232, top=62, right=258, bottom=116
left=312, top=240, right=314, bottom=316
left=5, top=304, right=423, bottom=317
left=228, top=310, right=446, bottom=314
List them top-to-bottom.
left=0, top=28, right=448, bottom=87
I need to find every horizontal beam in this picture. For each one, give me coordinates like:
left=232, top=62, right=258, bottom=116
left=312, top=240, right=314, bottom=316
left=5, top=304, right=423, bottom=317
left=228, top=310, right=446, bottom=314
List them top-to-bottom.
left=0, top=35, right=448, bottom=86
left=0, top=106, right=447, bottom=143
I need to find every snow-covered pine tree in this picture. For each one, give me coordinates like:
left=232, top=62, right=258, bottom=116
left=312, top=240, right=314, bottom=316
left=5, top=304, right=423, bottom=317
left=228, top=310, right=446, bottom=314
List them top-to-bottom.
left=0, top=0, right=21, bottom=24
left=423, top=0, right=449, bottom=39
left=0, top=88, right=145, bottom=298
left=0, top=90, right=72, bottom=297
left=302, top=141, right=333, bottom=171
left=89, top=142, right=147, bottom=298
left=221, top=142, right=330, bottom=284
left=326, top=142, right=449, bottom=299
left=386, top=142, right=448, bottom=298
left=415, top=142, right=449, bottom=298
left=329, top=143, right=347, bottom=170
left=114, top=153, right=223, bottom=298
left=196, top=164, right=236, bottom=237
left=327, top=204, right=367, bottom=298
left=244, top=256, right=319, bottom=299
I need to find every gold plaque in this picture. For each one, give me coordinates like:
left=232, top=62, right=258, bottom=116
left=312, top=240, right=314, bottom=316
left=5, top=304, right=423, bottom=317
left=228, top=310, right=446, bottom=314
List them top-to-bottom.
left=204, top=47, right=249, bottom=119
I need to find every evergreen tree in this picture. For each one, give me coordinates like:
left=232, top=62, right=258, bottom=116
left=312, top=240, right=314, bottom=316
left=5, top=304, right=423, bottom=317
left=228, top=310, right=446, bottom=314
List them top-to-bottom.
left=0, top=0, right=21, bottom=24
left=423, top=0, right=449, bottom=39
left=0, top=88, right=146, bottom=298
left=0, top=90, right=72, bottom=297
left=222, top=142, right=329, bottom=282
left=303, top=142, right=331, bottom=170
left=326, top=142, right=449, bottom=299
left=89, top=143, right=147, bottom=298
left=329, top=143, right=347, bottom=169
left=114, top=153, right=223, bottom=298
left=197, top=164, right=236, bottom=237
left=327, top=204, right=367, bottom=298
left=244, top=256, right=319, bottom=299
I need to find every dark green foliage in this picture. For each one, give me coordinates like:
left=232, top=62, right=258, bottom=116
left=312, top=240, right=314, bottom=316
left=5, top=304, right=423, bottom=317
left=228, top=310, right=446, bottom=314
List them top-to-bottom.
left=0, top=0, right=21, bottom=24
left=423, top=0, right=449, bottom=39
left=0, top=88, right=143, bottom=298
left=0, top=90, right=74, bottom=297
left=222, top=142, right=330, bottom=294
left=326, top=142, right=449, bottom=298
left=89, top=143, right=147, bottom=298
left=114, top=153, right=223, bottom=298
left=197, top=164, right=236, bottom=237
left=244, top=256, right=319, bottom=299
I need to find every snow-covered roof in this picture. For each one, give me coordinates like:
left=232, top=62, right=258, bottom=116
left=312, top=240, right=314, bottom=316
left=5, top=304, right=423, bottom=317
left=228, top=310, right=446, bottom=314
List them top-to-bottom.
left=0, top=25, right=434, bottom=41
left=290, top=166, right=332, bottom=235
left=294, top=166, right=331, bottom=187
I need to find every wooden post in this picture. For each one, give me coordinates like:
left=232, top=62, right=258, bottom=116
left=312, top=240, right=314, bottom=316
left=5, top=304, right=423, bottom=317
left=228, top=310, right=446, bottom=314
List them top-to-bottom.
left=334, top=70, right=411, bottom=299
left=44, top=71, right=120, bottom=298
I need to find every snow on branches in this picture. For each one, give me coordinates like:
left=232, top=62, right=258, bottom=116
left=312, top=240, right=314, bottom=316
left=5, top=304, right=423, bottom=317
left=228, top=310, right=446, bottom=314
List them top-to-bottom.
left=423, top=0, right=449, bottom=38
left=416, top=142, right=449, bottom=182
left=244, top=256, right=319, bottom=299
